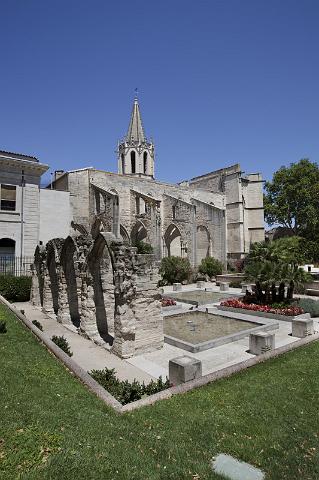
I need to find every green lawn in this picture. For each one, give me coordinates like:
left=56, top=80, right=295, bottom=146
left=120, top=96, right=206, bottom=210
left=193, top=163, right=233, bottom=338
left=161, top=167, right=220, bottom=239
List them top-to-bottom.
left=1, top=304, right=319, bottom=480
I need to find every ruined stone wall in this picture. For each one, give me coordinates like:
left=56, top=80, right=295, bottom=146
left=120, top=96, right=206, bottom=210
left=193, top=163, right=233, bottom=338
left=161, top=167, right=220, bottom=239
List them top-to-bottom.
left=31, top=233, right=163, bottom=359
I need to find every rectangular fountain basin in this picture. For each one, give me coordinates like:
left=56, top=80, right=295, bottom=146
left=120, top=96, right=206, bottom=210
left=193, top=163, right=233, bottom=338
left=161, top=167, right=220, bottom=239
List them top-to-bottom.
left=164, top=290, right=238, bottom=306
left=164, top=310, right=279, bottom=352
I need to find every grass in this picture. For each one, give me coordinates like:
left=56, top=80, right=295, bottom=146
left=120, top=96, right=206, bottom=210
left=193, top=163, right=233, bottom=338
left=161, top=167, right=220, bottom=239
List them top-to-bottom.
left=1, top=303, right=319, bottom=479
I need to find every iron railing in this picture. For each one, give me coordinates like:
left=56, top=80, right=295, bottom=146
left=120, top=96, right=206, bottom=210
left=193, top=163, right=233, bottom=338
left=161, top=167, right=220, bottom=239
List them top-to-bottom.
left=0, top=256, right=33, bottom=276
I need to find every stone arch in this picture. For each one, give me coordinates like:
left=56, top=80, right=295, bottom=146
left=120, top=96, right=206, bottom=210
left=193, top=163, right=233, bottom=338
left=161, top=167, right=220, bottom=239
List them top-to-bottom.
left=131, top=220, right=148, bottom=245
left=164, top=223, right=182, bottom=257
left=120, top=225, right=130, bottom=245
left=196, top=225, right=211, bottom=265
left=86, top=233, right=116, bottom=344
left=60, top=236, right=81, bottom=327
left=46, top=239, right=63, bottom=315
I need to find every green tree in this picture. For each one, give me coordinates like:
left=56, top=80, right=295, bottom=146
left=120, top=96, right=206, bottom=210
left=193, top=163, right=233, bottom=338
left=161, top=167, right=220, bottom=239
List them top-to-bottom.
left=264, top=159, right=319, bottom=238
left=159, top=256, right=192, bottom=285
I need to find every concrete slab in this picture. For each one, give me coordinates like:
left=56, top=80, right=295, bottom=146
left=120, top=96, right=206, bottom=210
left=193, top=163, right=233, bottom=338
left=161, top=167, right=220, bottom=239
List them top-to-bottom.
left=212, top=453, right=265, bottom=480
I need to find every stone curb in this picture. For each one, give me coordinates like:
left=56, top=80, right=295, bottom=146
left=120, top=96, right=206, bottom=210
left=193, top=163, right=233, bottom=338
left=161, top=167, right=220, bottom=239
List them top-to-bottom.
left=0, top=295, right=123, bottom=413
left=3, top=295, right=319, bottom=415
left=121, top=331, right=319, bottom=412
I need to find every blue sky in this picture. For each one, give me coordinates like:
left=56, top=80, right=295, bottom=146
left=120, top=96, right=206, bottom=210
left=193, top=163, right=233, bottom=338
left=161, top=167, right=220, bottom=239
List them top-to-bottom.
left=1, top=0, right=318, bottom=185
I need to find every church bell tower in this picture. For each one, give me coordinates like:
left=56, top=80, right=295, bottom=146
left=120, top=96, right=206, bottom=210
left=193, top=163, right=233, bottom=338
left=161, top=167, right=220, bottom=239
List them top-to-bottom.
left=118, top=97, right=155, bottom=178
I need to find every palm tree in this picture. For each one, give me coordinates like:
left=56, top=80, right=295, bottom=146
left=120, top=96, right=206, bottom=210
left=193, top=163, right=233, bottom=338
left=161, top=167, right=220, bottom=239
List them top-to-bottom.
left=244, top=240, right=310, bottom=304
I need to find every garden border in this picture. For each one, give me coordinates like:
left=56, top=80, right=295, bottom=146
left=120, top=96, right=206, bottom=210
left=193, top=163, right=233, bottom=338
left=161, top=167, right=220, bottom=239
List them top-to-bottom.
left=2, top=294, right=319, bottom=414
left=217, top=304, right=310, bottom=321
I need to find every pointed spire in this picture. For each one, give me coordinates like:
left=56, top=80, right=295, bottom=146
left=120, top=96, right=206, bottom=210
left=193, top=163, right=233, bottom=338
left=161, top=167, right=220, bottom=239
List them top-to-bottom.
left=126, top=97, right=146, bottom=143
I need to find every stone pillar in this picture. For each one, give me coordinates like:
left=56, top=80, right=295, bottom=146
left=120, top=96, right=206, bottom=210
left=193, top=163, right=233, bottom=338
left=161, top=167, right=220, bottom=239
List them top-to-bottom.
left=111, top=242, right=137, bottom=358
left=132, top=254, right=164, bottom=356
left=30, top=264, right=41, bottom=306
left=42, top=264, right=54, bottom=314
left=56, top=270, right=72, bottom=325
left=79, top=273, right=100, bottom=339
left=220, top=282, right=229, bottom=292
left=292, top=318, right=314, bottom=338
left=249, top=332, right=275, bottom=355
left=169, top=356, right=202, bottom=385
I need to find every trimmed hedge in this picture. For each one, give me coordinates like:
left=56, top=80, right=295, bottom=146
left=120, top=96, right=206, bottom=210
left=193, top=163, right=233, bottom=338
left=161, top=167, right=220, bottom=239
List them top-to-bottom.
left=0, top=275, right=31, bottom=302
left=90, top=367, right=171, bottom=405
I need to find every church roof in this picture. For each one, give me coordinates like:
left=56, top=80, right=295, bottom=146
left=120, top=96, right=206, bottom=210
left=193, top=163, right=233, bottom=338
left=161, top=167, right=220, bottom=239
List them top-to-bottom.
left=126, top=98, right=146, bottom=143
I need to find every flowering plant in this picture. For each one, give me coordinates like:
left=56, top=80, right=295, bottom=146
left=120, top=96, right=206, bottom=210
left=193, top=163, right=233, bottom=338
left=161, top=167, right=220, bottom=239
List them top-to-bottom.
left=161, top=298, right=177, bottom=307
left=220, top=298, right=304, bottom=316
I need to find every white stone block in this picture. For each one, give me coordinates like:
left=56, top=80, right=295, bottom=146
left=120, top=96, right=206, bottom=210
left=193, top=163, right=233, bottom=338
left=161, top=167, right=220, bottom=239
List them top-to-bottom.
left=196, top=281, right=205, bottom=289
left=220, top=282, right=229, bottom=292
left=173, top=283, right=182, bottom=291
left=241, top=283, right=252, bottom=293
left=292, top=318, right=314, bottom=338
left=249, top=331, right=275, bottom=355
left=169, top=355, right=202, bottom=385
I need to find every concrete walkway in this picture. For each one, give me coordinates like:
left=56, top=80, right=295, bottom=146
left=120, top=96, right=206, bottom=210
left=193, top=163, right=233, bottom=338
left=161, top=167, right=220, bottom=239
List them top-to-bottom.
left=14, top=283, right=319, bottom=383
left=14, top=302, right=154, bottom=383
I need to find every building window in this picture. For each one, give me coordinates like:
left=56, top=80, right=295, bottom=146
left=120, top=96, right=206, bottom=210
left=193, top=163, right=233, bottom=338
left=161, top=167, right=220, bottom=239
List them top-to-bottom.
left=131, top=151, right=136, bottom=174
left=143, top=152, right=147, bottom=174
left=1, top=185, right=16, bottom=211
left=172, top=205, right=176, bottom=219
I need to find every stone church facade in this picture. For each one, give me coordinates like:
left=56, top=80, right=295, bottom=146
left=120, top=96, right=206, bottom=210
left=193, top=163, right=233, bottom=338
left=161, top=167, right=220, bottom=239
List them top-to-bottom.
left=50, top=98, right=264, bottom=266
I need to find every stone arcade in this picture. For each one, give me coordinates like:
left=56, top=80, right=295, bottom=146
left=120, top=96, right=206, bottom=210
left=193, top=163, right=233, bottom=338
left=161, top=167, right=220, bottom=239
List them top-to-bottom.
left=31, top=233, right=163, bottom=358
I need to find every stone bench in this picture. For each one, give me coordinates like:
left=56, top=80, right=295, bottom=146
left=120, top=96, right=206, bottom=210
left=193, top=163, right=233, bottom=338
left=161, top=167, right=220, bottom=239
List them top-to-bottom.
left=196, top=280, right=205, bottom=289
left=220, top=282, right=229, bottom=292
left=173, top=283, right=182, bottom=291
left=292, top=318, right=314, bottom=338
left=249, top=332, right=275, bottom=355
left=169, top=355, right=202, bottom=386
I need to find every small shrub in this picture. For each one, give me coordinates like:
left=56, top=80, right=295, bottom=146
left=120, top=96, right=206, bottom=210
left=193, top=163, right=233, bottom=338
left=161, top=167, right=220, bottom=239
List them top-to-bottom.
left=134, top=241, right=154, bottom=254
left=159, top=257, right=192, bottom=285
left=199, top=257, right=223, bottom=279
left=0, top=275, right=31, bottom=302
left=297, top=298, right=319, bottom=317
left=0, top=320, right=7, bottom=334
left=32, top=320, right=43, bottom=331
left=51, top=335, right=73, bottom=357
left=90, top=367, right=171, bottom=405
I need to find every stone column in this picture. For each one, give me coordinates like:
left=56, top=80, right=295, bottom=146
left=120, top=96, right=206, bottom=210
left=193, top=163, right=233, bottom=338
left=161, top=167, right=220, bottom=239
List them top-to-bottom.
left=111, top=242, right=137, bottom=358
left=132, top=254, right=164, bottom=356
left=30, top=264, right=41, bottom=306
left=42, top=264, right=54, bottom=314
left=56, top=270, right=72, bottom=325
left=79, top=272, right=100, bottom=339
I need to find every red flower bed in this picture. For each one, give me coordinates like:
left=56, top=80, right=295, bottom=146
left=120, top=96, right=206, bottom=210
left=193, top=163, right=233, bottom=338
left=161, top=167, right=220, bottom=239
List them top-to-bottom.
left=161, top=298, right=177, bottom=307
left=220, top=298, right=304, bottom=316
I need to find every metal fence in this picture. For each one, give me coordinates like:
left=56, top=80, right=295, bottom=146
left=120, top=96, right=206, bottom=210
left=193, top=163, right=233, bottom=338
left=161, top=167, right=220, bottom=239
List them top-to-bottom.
left=0, top=256, right=33, bottom=276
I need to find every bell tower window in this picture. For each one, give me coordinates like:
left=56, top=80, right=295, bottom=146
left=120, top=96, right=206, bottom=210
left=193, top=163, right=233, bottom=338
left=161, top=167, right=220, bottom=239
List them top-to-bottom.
left=131, top=151, right=136, bottom=174
left=143, top=152, right=147, bottom=174
left=121, top=153, right=125, bottom=174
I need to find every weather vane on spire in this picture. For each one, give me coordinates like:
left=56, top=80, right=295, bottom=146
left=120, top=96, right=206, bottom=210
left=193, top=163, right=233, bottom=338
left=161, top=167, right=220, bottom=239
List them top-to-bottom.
left=134, top=87, right=138, bottom=99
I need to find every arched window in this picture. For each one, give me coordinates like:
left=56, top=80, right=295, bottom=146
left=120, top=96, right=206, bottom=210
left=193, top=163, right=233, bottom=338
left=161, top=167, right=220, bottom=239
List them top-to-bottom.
left=130, top=151, right=136, bottom=174
left=143, top=152, right=147, bottom=174
left=121, top=154, right=125, bottom=174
